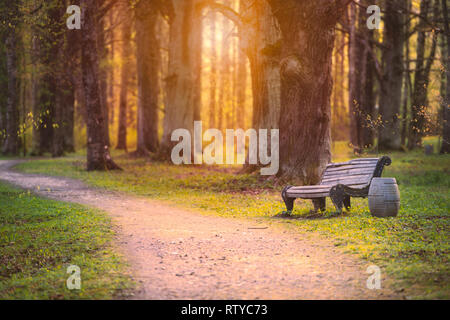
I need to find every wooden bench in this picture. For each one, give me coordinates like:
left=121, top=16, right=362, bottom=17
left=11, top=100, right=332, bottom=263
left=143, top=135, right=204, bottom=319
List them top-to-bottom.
left=281, top=156, right=392, bottom=213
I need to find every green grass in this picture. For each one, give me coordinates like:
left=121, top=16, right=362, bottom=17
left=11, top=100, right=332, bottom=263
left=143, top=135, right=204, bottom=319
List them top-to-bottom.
left=13, top=139, right=450, bottom=299
left=0, top=182, right=133, bottom=299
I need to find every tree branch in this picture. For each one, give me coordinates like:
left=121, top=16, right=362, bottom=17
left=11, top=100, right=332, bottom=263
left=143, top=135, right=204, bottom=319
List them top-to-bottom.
left=196, top=0, right=244, bottom=30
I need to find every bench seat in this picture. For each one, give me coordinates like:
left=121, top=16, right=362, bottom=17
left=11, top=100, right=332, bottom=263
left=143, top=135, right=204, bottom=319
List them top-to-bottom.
left=281, top=156, right=392, bottom=213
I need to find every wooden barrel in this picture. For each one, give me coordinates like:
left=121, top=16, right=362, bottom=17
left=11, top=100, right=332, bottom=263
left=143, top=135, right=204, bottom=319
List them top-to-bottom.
left=368, top=178, right=400, bottom=217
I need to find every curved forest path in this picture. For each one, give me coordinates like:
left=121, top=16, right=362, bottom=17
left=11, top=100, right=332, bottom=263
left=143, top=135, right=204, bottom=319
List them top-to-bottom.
left=0, top=160, right=401, bottom=299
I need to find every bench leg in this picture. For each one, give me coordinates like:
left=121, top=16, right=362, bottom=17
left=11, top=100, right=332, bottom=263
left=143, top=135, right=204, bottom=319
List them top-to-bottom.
left=330, top=185, right=344, bottom=214
left=281, top=186, right=295, bottom=213
left=343, top=196, right=351, bottom=211
left=312, top=197, right=326, bottom=212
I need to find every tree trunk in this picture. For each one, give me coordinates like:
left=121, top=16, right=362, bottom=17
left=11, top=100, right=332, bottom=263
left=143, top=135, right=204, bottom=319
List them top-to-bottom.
left=80, top=0, right=120, bottom=170
left=135, top=0, right=160, bottom=154
left=160, top=0, right=202, bottom=157
left=214, top=0, right=281, bottom=172
left=236, top=0, right=247, bottom=129
left=246, top=0, right=281, bottom=132
left=267, top=0, right=349, bottom=184
left=378, top=0, right=405, bottom=151
left=401, top=0, right=412, bottom=147
left=408, top=0, right=438, bottom=149
left=440, top=0, right=450, bottom=153
left=33, top=1, right=69, bottom=155
left=192, top=1, right=202, bottom=123
left=348, top=1, right=376, bottom=152
left=53, top=2, right=76, bottom=157
left=218, top=2, right=230, bottom=131
left=348, top=2, right=364, bottom=152
left=30, top=5, right=41, bottom=156
left=63, top=9, right=80, bottom=154
left=108, top=9, right=115, bottom=127
left=208, top=11, right=217, bottom=128
left=98, top=15, right=110, bottom=147
left=116, top=15, right=131, bottom=151
left=361, top=27, right=375, bottom=149
left=2, top=31, right=20, bottom=155
left=0, top=40, right=6, bottom=147
left=62, top=76, right=75, bottom=153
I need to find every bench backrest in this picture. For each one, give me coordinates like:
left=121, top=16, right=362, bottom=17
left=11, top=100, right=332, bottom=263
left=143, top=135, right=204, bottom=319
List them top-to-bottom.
left=320, top=156, right=391, bottom=189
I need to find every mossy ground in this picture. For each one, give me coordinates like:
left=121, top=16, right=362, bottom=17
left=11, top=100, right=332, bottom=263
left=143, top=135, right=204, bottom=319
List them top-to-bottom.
left=12, top=138, right=450, bottom=299
left=0, top=182, right=133, bottom=299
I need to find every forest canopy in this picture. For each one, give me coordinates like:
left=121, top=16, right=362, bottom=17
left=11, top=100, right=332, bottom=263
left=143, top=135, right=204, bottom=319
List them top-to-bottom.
left=0, top=0, right=449, bottom=183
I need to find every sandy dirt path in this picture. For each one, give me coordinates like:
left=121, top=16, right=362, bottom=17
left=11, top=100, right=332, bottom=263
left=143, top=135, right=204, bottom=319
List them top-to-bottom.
left=0, top=160, right=401, bottom=299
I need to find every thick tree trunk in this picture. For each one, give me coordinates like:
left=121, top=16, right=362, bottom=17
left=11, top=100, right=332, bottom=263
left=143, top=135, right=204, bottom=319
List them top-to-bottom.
left=80, top=0, right=120, bottom=170
left=135, top=0, right=160, bottom=154
left=160, top=0, right=202, bottom=157
left=215, top=0, right=281, bottom=172
left=267, top=0, right=349, bottom=184
left=378, top=0, right=405, bottom=151
left=408, top=0, right=438, bottom=149
left=440, top=0, right=450, bottom=153
left=116, top=16, right=131, bottom=151
left=331, top=30, right=348, bottom=142
left=2, top=31, right=20, bottom=155
left=53, top=65, right=75, bottom=156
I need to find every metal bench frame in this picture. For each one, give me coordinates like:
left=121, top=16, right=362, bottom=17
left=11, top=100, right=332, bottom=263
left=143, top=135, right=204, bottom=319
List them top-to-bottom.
left=281, top=156, right=392, bottom=213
